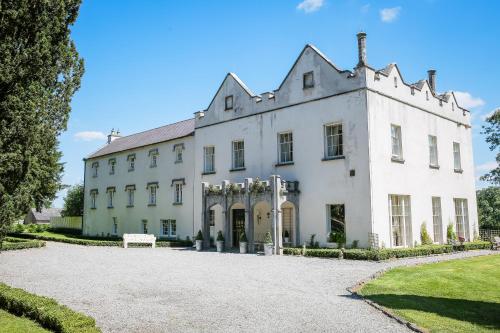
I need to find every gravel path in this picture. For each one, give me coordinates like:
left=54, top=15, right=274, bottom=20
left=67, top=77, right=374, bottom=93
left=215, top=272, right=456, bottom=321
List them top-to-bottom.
left=0, top=243, right=495, bottom=333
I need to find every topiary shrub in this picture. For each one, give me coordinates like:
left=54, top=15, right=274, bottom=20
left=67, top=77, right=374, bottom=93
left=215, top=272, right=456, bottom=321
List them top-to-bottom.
left=420, top=222, right=433, bottom=245
left=447, top=223, right=457, bottom=243
left=195, top=230, right=203, bottom=241
left=216, top=231, right=224, bottom=242
left=239, top=231, right=248, bottom=243
left=264, top=232, right=273, bottom=244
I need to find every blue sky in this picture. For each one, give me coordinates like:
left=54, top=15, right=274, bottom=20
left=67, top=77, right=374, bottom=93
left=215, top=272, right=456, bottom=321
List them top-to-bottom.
left=54, top=0, right=500, bottom=207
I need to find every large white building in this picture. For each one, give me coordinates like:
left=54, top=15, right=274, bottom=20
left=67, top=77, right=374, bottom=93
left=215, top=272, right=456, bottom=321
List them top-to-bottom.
left=83, top=33, right=478, bottom=252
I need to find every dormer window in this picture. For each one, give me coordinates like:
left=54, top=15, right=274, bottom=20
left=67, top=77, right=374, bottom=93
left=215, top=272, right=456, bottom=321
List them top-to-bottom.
left=303, top=71, right=314, bottom=89
left=394, top=77, right=398, bottom=88
left=426, top=91, right=429, bottom=101
left=225, top=95, right=233, bottom=110
left=452, top=102, right=455, bottom=111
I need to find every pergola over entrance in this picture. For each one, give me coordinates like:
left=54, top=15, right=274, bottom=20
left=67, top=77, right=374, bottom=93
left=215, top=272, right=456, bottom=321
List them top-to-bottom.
left=201, top=175, right=300, bottom=255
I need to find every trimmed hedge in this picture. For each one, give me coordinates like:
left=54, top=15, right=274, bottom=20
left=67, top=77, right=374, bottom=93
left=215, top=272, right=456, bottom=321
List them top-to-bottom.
left=0, top=239, right=46, bottom=251
left=453, top=241, right=491, bottom=251
left=283, top=247, right=303, bottom=256
left=304, top=248, right=342, bottom=258
left=0, top=283, right=100, bottom=333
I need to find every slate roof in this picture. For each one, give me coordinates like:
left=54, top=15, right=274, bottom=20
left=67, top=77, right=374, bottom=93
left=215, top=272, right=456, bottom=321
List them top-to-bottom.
left=87, top=118, right=195, bottom=159
left=31, top=208, right=62, bottom=221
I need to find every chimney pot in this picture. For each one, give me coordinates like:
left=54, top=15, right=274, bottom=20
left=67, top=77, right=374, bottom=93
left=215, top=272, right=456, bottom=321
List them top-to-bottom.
left=356, top=32, right=367, bottom=68
left=427, top=69, right=436, bottom=93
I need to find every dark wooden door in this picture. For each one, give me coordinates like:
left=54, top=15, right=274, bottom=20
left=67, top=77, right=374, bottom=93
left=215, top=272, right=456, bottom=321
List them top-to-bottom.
left=232, top=209, right=245, bottom=247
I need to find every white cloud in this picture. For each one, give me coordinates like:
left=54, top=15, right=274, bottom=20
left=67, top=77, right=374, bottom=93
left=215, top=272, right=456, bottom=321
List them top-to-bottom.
left=297, top=0, right=324, bottom=13
left=380, top=7, right=401, bottom=22
left=454, top=91, right=485, bottom=109
left=481, top=108, right=499, bottom=121
left=74, top=131, right=107, bottom=142
left=475, top=161, right=498, bottom=173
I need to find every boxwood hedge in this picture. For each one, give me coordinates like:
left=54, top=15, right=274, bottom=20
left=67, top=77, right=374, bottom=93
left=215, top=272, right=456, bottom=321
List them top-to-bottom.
left=0, top=239, right=46, bottom=251
left=0, top=283, right=101, bottom=332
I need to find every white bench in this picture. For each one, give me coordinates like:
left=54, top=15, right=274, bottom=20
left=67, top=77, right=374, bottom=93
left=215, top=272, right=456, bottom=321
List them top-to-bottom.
left=123, top=234, right=156, bottom=248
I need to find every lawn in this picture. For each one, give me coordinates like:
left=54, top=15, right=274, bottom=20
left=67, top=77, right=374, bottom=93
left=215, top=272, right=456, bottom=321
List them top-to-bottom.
left=360, top=254, right=500, bottom=333
left=0, top=309, right=50, bottom=333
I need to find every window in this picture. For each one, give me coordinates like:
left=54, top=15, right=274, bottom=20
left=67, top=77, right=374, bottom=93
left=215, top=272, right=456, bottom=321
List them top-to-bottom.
left=303, top=71, right=314, bottom=89
left=394, top=77, right=398, bottom=88
left=426, top=91, right=429, bottom=101
left=225, top=95, right=233, bottom=110
left=452, top=102, right=455, bottom=111
left=324, top=123, right=343, bottom=158
left=391, top=125, right=403, bottom=160
left=278, top=132, right=293, bottom=164
left=428, top=135, right=439, bottom=167
left=232, top=140, right=245, bottom=169
left=453, top=142, right=462, bottom=171
left=174, top=144, right=183, bottom=163
left=204, top=146, right=215, bottom=173
left=149, top=148, right=159, bottom=168
left=127, top=154, right=135, bottom=171
left=108, top=158, right=116, bottom=175
left=91, top=162, right=99, bottom=177
left=174, top=183, right=183, bottom=204
left=148, top=184, right=157, bottom=205
left=125, top=185, right=135, bottom=207
left=106, top=187, right=115, bottom=208
left=90, top=189, right=98, bottom=209
left=389, top=195, right=412, bottom=247
left=431, top=197, right=443, bottom=244
left=454, top=199, right=469, bottom=240
left=328, top=204, right=345, bottom=237
left=209, top=210, right=215, bottom=227
left=112, top=217, right=118, bottom=235
left=161, top=219, right=177, bottom=238
left=142, top=220, right=148, bottom=234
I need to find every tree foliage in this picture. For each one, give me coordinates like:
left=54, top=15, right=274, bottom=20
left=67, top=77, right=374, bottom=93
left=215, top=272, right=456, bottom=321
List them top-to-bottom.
left=0, top=0, right=84, bottom=240
left=480, top=109, right=500, bottom=185
left=62, top=183, right=84, bottom=217
left=476, top=187, right=500, bottom=230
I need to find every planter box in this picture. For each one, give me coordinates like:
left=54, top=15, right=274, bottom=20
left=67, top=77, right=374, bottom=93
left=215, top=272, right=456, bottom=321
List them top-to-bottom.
left=195, top=240, right=203, bottom=251
left=216, top=241, right=224, bottom=252
left=240, top=242, right=247, bottom=254
left=264, top=244, right=273, bottom=256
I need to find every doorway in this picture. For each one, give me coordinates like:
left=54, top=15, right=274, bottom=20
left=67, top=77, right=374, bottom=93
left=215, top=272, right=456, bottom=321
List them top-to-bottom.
left=232, top=209, right=245, bottom=247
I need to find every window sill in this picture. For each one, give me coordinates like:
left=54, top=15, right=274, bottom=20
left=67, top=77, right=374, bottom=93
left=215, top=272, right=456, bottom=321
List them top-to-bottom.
left=303, top=85, right=314, bottom=90
left=224, top=107, right=233, bottom=111
left=322, top=155, right=345, bottom=161
left=391, top=157, right=405, bottom=164
left=175, top=160, right=183, bottom=164
left=275, top=162, right=294, bottom=167
left=429, top=164, right=440, bottom=170
left=150, top=165, right=157, bottom=168
left=230, top=167, right=246, bottom=172
left=454, top=168, right=463, bottom=174
left=128, top=169, right=134, bottom=172
left=202, top=171, right=216, bottom=175
left=92, top=176, right=98, bottom=178
left=173, top=202, right=183, bottom=206
left=147, top=204, right=157, bottom=207
left=126, top=205, right=134, bottom=208
left=107, top=206, right=114, bottom=209
left=90, top=207, right=96, bottom=210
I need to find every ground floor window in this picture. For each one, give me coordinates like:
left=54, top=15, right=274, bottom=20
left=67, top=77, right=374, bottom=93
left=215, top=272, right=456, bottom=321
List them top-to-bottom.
left=389, top=195, right=412, bottom=247
left=431, top=197, right=442, bottom=243
left=454, top=198, right=469, bottom=240
left=327, top=204, right=345, bottom=242
left=112, top=217, right=118, bottom=235
left=161, top=219, right=177, bottom=238
left=142, top=220, right=148, bottom=234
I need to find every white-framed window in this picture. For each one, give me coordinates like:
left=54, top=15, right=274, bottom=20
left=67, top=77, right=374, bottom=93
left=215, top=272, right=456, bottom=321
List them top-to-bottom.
left=303, top=71, right=314, bottom=89
left=225, top=95, right=233, bottom=110
left=324, top=123, right=343, bottom=158
left=391, top=125, right=403, bottom=160
left=278, top=132, right=293, bottom=163
left=428, top=135, right=439, bottom=167
left=232, top=140, right=245, bottom=169
left=453, top=142, right=462, bottom=171
left=175, top=145, right=183, bottom=163
left=204, top=146, right=215, bottom=173
left=149, top=148, right=159, bottom=168
left=127, top=154, right=135, bottom=171
left=108, top=158, right=116, bottom=175
left=91, top=162, right=99, bottom=177
left=174, top=183, right=183, bottom=204
left=148, top=184, right=157, bottom=205
left=125, top=185, right=135, bottom=207
left=107, top=188, right=115, bottom=208
left=90, top=190, right=98, bottom=209
left=389, top=195, right=412, bottom=247
left=431, top=197, right=443, bottom=244
left=454, top=198, right=469, bottom=240
left=112, top=217, right=118, bottom=235
left=161, top=219, right=177, bottom=238
left=142, top=220, right=148, bottom=234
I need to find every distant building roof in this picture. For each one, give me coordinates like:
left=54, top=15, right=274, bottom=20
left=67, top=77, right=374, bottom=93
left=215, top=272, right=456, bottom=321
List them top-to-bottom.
left=87, top=118, right=195, bottom=159
left=30, top=208, right=62, bottom=221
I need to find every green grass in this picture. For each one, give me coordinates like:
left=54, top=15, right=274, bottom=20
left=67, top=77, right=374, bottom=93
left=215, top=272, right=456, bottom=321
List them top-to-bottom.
left=360, top=254, right=500, bottom=333
left=0, top=309, right=50, bottom=333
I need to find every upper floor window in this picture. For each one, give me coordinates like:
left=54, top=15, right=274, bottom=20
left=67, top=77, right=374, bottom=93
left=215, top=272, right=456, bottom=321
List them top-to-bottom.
left=303, top=71, right=314, bottom=89
left=394, top=77, right=398, bottom=88
left=426, top=91, right=429, bottom=101
left=225, top=95, right=233, bottom=110
left=324, top=123, right=343, bottom=158
left=391, top=125, right=403, bottom=161
left=278, top=132, right=293, bottom=164
left=428, top=135, right=439, bottom=167
left=232, top=140, right=245, bottom=169
left=453, top=142, right=462, bottom=172
left=174, top=143, right=184, bottom=163
left=204, top=146, right=215, bottom=173
left=149, top=148, right=159, bottom=168
left=127, top=154, right=135, bottom=171
left=108, top=158, right=116, bottom=175
left=91, top=162, right=99, bottom=177
left=147, top=183, right=158, bottom=206
left=174, top=183, right=183, bottom=204
left=125, top=185, right=135, bottom=207
left=106, top=187, right=115, bottom=208
left=90, top=189, right=98, bottom=209
left=161, top=219, right=177, bottom=238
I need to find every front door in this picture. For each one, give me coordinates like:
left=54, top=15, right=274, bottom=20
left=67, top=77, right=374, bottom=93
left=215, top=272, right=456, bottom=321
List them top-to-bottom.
left=232, top=209, right=245, bottom=247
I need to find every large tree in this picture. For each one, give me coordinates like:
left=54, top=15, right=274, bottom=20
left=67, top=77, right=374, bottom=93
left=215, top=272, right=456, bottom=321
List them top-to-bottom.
left=0, top=0, right=84, bottom=240
left=480, top=109, right=500, bottom=185
left=62, top=183, right=84, bottom=217
left=476, top=187, right=500, bottom=230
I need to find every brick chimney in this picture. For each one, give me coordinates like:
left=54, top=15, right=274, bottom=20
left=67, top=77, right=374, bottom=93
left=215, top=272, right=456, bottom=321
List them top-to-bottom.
left=356, top=32, right=367, bottom=68
left=427, top=69, right=436, bottom=93
left=107, top=129, right=121, bottom=144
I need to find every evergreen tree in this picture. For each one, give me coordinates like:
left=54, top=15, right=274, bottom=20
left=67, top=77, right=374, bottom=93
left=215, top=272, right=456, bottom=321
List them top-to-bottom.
left=0, top=0, right=84, bottom=241
left=481, top=109, right=500, bottom=185
left=62, top=183, right=84, bottom=217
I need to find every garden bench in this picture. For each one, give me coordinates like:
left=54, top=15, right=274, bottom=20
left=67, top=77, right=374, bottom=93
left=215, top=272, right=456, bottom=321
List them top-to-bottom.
left=123, top=234, right=156, bottom=248
left=493, top=237, right=500, bottom=250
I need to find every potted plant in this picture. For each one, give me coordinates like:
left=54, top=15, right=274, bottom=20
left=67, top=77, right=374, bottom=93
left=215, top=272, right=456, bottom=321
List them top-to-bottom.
left=195, top=230, right=203, bottom=251
left=216, top=230, right=224, bottom=252
left=283, top=230, right=290, bottom=243
left=239, top=231, right=248, bottom=254
left=264, top=231, right=273, bottom=256
left=326, top=231, right=337, bottom=248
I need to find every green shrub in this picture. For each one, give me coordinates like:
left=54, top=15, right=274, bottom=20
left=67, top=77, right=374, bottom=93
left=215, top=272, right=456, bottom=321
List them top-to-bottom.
left=420, top=223, right=433, bottom=245
left=447, top=223, right=457, bottom=243
left=12, top=224, right=25, bottom=233
left=49, top=227, right=82, bottom=235
left=195, top=230, right=203, bottom=241
left=216, top=231, right=224, bottom=242
left=239, top=231, right=248, bottom=243
left=264, top=232, right=273, bottom=244
left=308, top=234, right=319, bottom=248
left=156, top=239, right=193, bottom=247
left=0, top=240, right=46, bottom=251
left=351, top=240, right=359, bottom=249
left=453, top=241, right=491, bottom=251
left=283, top=247, right=303, bottom=256
left=304, top=248, right=342, bottom=258
left=343, top=249, right=379, bottom=260
left=0, top=283, right=101, bottom=332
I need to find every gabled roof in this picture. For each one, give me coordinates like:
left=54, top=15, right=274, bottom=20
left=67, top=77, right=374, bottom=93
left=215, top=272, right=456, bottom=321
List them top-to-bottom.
left=205, top=73, right=256, bottom=111
left=87, top=118, right=195, bottom=159
left=30, top=208, right=61, bottom=221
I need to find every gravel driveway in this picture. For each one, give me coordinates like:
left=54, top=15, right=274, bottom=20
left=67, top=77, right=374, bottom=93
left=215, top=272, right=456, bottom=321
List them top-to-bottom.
left=0, top=243, right=494, bottom=333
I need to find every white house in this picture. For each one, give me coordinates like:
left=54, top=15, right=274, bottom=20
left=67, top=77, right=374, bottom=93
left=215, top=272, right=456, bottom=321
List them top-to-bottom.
left=83, top=33, right=478, bottom=252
